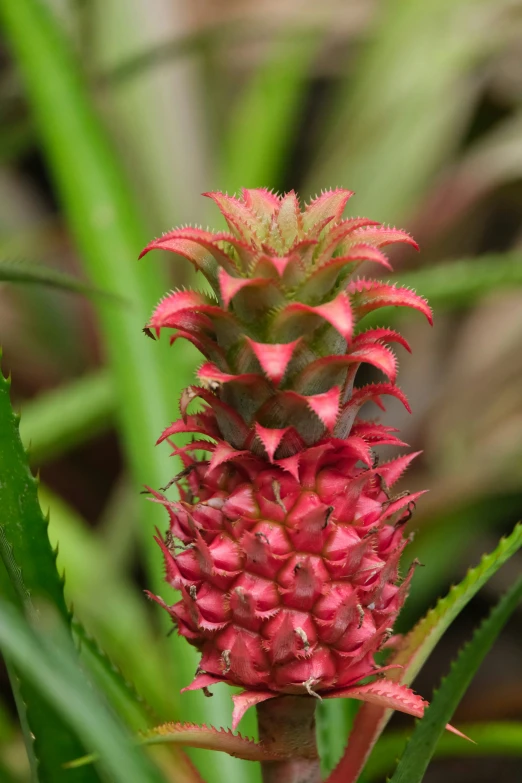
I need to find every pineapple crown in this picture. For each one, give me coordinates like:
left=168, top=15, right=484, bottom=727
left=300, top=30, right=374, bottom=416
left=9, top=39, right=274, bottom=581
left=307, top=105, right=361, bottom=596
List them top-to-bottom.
left=141, top=188, right=431, bottom=466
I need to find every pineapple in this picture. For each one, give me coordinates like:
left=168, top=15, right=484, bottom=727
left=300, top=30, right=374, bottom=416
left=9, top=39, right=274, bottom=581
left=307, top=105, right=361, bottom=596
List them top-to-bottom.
left=142, top=188, right=433, bottom=730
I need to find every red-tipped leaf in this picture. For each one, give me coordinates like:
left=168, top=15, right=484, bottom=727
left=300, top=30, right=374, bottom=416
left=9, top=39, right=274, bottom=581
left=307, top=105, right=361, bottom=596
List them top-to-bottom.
left=348, top=279, right=433, bottom=324
left=246, top=337, right=301, bottom=385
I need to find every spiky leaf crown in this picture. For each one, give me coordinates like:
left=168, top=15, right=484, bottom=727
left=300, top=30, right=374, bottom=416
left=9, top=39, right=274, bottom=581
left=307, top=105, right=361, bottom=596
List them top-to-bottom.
left=141, top=188, right=430, bottom=462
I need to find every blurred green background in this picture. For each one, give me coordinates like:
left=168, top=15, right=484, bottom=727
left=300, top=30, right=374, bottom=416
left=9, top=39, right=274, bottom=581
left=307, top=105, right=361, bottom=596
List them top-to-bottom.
left=1, top=0, right=522, bottom=781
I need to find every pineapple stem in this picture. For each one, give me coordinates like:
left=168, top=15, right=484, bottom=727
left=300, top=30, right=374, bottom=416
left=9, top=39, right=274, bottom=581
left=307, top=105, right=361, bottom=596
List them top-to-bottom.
left=256, top=695, right=321, bottom=783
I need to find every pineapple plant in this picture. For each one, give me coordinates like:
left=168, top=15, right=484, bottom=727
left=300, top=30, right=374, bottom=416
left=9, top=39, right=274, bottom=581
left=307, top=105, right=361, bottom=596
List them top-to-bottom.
left=141, top=188, right=443, bottom=779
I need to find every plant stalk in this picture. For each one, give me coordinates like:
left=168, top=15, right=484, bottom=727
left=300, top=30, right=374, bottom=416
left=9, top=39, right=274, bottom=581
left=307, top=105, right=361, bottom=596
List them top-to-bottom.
left=256, top=696, right=322, bottom=783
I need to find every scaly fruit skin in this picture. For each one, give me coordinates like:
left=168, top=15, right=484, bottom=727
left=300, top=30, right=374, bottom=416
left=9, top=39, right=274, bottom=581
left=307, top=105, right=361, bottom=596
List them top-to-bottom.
left=142, top=188, right=431, bottom=723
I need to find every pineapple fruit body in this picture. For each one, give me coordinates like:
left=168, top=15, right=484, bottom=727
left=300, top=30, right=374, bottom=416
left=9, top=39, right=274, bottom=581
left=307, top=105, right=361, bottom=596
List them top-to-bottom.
left=142, top=188, right=431, bottom=721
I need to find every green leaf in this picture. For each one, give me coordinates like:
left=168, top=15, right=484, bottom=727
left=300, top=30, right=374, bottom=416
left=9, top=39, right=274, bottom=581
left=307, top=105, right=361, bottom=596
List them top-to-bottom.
left=0, top=257, right=123, bottom=300
left=0, top=367, right=101, bottom=782
left=0, top=368, right=70, bottom=617
left=41, top=484, right=173, bottom=718
left=327, top=522, right=522, bottom=783
left=393, top=522, right=522, bottom=680
left=390, top=575, right=522, bottom=783
left=0, top=600, right=167, bottom=783
left=73, top=619, right=154, bottom=733
left=72, top=621, right=205, bottom=783
left=3, top=656, right=38, bottom=782
left=317, top=699, right=359, bottom=778
left=363, top=722, right=522, bottom=781
left=0, top=757, right=20, bottom=783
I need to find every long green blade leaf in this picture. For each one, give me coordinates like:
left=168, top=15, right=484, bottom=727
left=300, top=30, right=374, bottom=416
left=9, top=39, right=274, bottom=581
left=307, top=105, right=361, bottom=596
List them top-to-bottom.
left=0, top=368, right=101, bottom=782
left=0, top=369, right=71, bottom=616
left=41, top=484, right=172, bottom=718
left=327, top=522, right=522, bottom=783
left=390, top=575, right=522, bottom=782
left=0, top=600, right=167, bottom=783
left=73, top=619, right=154, bottom=733
left=73, top=621, right=204, bottom=783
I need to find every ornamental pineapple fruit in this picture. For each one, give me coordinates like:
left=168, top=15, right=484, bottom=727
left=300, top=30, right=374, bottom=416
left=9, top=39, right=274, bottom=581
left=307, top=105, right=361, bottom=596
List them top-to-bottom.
left=142, top=188, right=432, bottom=728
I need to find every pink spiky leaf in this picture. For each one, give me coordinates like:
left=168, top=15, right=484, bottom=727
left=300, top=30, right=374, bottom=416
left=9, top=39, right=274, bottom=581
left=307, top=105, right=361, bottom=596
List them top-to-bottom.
left=242, top=188, right=281, bottom=216
left=303, top=188, right=354, bottom=233
left=276, top=190, right=301, bottom=247
left=203, top=191, right=260, bottom=244
left=314, top=218, right=382, bottom=265
left=347, top=225, right=419, bottom=250
left=140, top=226, right=243, bottom=277
left=139, top=234, right=219, bottom=286
left=339, top=243, right=393, bottom=270
left=298, top=245, right=393, bottom=302
left=253, top=246, right=312, bottom=288
left=253, top=254, right=293, bottom=279
left=218, top=268, right=272, bottom=309
left=348, top=279, right=433, bottom=324
left=148, top=289, right=211, bottom=335
left=148, top=289, right=240, bottom=342
left=272, top=291, right=353, bottom=342
left=353, top=327, right=411, bottom=353
left=169, top=329, right=227, bottom=365
left=246, top=337, right=301, bottom=385
left=294, top=344, right=398, bottom=395
left=197, top=362, right=266, bottom=388
left=349, top=382, right=411, bottom=413
left=335, top=383, right=410, bottom=439
left=179, top=386, right=251, bottom=444
left=303, top=386, right=341, bottom=432
left=157, top=414, right=220, bottom=444
left=255, top=423, right=293, bottom=462
left=337, top=435, right=374, bottom=466
left=206, top=441, right=250, bottom=475
left=168, top=442, right=215, bottom=462
left=377, top=451, right=422, bottom=488
left=274, top=453, right=302, bottom=481
left=380, top=490, right=428, bottom=525
left=325, top=680, right=426, bottom=714
left=325, top=681, right=465, bottom=740
left=323, top=683, right=470, bottom=783
left=232, top=692, right=277, bottom=731
left=67, top=720, right=275, bottom=771
left=138, top=720, right=285, bottom=761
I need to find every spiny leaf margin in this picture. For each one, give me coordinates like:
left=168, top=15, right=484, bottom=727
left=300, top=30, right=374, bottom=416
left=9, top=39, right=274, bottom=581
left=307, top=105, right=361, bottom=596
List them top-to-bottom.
left=0, top=363, right=101, bottom=782
left=389, top=574, right=522, bottom=783
left=66, top=721, right=288, bottom=768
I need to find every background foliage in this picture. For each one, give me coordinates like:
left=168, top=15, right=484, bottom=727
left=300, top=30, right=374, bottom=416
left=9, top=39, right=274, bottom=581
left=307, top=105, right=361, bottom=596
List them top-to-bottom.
left=1, top=1, right=522, bottom=781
